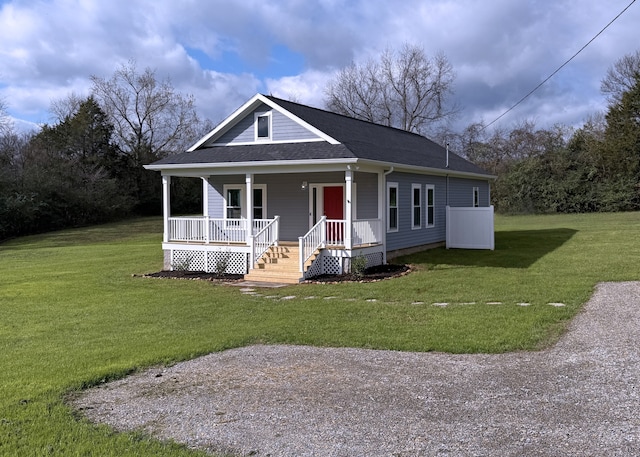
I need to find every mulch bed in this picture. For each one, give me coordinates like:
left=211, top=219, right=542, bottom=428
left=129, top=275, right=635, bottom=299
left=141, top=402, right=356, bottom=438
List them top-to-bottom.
left=308, top=263, right=411, bottom=283
left=138, top=264, right=410, bottom=284
left=140, top=271, right=245, bottom=282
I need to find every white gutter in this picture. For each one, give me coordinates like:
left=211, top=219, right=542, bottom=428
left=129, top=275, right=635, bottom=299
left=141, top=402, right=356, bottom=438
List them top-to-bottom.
left=144, top=157, right=359, bottom=171
left=356, top=159, right=496, bottom=180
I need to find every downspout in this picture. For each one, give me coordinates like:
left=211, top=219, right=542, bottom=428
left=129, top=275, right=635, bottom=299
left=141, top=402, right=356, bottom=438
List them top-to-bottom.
left=445, top=143, right=450, bottom=207
left=445, top=144, right=450, bottom=249
left=382, top=167, right=394, bottom=264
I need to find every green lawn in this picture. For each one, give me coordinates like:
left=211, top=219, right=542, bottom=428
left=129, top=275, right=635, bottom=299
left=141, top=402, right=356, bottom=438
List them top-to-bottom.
left=1, top=212, right=639, bottom=455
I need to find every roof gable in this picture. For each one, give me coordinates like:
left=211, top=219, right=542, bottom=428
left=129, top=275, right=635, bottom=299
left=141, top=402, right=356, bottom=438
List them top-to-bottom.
left=188, top=94, right=339, bottom=151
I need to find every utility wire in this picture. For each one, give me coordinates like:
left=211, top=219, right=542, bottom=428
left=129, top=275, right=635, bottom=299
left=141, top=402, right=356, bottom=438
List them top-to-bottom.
left=482, top=0, right=637, bottom=131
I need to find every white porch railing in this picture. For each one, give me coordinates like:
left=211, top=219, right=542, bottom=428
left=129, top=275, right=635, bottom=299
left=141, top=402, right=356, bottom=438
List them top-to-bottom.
left=250, top=216, right=280, bottom=265
left=168, top=217, right=273, bottom=244
left=298, top=217, right=383, bottom=272
left=325, top=219, right=346, bottom=245
left=353, top=219, right=383, bottom=246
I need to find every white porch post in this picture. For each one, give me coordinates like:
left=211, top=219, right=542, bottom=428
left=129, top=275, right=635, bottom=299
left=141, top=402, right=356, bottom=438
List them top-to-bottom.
left=345, top=169, right=353, bottom=250
left=378, top=170, right=387, bottom=263
left=245, top=173, right=254, bottom=246
left=162, top=175, right=171, bottom=243
left=202, top=177, right=210, bottom=243
left=202, top=177, right=209, bottom=216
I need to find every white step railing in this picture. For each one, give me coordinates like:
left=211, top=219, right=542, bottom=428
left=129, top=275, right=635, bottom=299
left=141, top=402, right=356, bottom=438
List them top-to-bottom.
left=250, top=216, right=280, bottom=266
left=299, top=216, right=326, bottom=273
left=168, top=217, right=274, bottom=244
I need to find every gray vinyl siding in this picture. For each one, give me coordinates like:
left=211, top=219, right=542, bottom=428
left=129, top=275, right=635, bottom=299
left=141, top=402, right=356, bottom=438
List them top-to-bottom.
left=213, top=103, right=320, bottom=145
left=271, top=109, right=319, bottom=141
left=214, top=116, right=254, bottom=145
left=354, top=171, right=378, bottom=219
left=207, top=172, right=379, bottom=241
left=385, top=172, right=447, bottom=252
left=384, top=174, right=492, bottom=252
left=206, top=176, right=242, bottom=218
left=447, top=177, right=491, bottom=207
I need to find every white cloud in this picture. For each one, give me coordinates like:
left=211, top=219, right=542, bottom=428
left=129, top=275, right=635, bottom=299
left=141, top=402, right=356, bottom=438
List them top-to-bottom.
left=1, top=0, right=639, bottom=133
left=265, top=70, right=334, bottom=108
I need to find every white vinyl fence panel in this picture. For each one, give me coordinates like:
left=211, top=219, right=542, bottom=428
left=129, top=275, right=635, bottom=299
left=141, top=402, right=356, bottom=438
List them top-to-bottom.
left=446, top=206, right=495, bottom=250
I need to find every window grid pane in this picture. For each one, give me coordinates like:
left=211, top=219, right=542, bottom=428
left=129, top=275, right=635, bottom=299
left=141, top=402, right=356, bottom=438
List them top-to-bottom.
left=257, top=115, right=269, bottom=138
left=388, top=184, right=398, bottom=231
left=412, top=186, right=421, bottom=228
left=426, top=187, right=435, bottom=226
left=253, top=188, right=263, bottom=219
left=226, top=189, right=242, bottom=219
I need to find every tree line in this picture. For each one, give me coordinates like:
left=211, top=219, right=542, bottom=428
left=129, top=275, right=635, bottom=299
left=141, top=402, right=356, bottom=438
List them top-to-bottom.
left=326, top=45, right=640, bottom=214
left=1, top=48, right=639, bottom=240
left=0, top=62, right=208, bottom=241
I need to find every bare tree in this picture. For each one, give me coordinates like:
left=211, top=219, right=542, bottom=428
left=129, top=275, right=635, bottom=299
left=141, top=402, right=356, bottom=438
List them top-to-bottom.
left=325, top=44, right=457, bottom=135
left=601, top=50, right=640, bottom=105
left=90, top=61, right=200, bottom=164
left=49, top=92, right=86, bottom=123
left=0, top=97, right=13, bottom=137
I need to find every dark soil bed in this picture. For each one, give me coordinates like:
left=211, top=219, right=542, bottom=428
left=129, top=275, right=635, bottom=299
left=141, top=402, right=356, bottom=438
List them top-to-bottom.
left=306, top=263, right=411, bottom=283
left=139, top=264, right=410, bottom=284
left=141, top=271, right=245, bottom=282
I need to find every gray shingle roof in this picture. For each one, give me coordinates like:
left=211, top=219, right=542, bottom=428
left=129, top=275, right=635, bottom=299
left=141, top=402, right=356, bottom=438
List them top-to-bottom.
left=150, top=95, right=491, bottom=177
left=151, top=142, right=355, bottom=165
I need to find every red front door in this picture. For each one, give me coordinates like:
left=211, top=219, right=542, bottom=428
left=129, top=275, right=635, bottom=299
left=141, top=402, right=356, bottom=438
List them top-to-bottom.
left=323, top=186, right=344, bottom=219
left=323, top=186, right=344, bottom=244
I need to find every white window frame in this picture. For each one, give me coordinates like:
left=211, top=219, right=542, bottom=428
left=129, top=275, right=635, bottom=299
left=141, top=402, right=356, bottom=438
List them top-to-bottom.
left=254, top=112, right=272, bottom=141
left=387, top=182, right=399, bottom=233
left=411, top=183, right=421, bottom=230
left=223, top=184, right=267, bottom=220
left=252, top=184, right=267, bottom=220
left=426, top=184, right=435, bottom=227
left=223, top=185, right=244, bottom=220
left=473, top=186, right=480, bottom=207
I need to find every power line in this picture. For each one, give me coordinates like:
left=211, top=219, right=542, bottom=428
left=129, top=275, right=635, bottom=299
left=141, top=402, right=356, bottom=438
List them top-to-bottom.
left=482, top=0, right=637, bottom=131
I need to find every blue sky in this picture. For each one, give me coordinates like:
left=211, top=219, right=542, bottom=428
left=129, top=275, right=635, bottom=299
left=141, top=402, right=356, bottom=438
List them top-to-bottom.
left=1, top=0, right=639, bottom=135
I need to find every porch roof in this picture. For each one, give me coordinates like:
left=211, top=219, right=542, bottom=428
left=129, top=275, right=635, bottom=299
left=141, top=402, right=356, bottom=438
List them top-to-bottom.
left=150, top=142, right=356, bottom=165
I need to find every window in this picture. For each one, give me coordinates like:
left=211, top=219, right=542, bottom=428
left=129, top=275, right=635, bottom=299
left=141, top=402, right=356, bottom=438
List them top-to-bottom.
left=255, top=112, right=271, bottom=141
left=387, top=183, right=398, bottom=232
left=224, top=184, right=267, bottom=220
left=412, top=184, right=421, bottom=229
left=426, top=185, right=435, bottom=227
left=253, top=186, right=267, bottom=219
left=225, top=187, right=243, bottom=219
left=473, top=187, right=480, bottom=207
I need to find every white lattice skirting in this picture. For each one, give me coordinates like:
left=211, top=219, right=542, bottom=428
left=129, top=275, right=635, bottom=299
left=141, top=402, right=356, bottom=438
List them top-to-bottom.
left=166, top=249, right=249, bottom=275
left=304, top=250, right=384, bottom=279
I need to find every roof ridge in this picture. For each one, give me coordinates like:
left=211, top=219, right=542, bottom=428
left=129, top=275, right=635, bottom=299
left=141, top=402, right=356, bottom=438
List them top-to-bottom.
left=264, top=94, right=440, bottom=145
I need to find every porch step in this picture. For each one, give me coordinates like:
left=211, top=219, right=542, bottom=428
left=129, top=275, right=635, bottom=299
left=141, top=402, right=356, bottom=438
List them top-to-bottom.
left=244, top=244, right=320, bottom=284
left=244, top=245, right=302, bottom=284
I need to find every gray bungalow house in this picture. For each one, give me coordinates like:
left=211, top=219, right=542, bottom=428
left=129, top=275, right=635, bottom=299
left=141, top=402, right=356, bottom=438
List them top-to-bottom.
left=145, top=93, right=495, bottom=283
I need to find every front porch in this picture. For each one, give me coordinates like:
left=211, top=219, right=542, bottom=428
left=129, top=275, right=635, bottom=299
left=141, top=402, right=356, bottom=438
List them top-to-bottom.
left=159, top=167, right=388, bottom=282
left=163, top=215, right=384, bottom=282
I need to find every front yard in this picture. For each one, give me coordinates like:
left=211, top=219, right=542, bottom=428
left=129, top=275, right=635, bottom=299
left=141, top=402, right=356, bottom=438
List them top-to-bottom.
left=1, top=212, right=639, bottom=455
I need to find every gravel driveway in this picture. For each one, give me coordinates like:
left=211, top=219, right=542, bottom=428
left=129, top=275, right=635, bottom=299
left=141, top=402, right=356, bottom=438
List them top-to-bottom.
left=71, top=282, right=640, bottom=456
